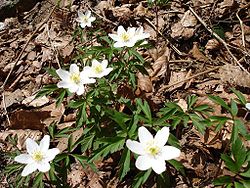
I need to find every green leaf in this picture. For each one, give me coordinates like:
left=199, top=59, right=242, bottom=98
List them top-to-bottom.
left=129, top=49, right=145, bottom=63
left=36, top=84, right=58, bottom=98
left=231, top=88, right=246, bottom=105
left=56, top=89, right=66, bottom=107
left=187, top=95, right=198, bottom=110
left=208, top=95, right=230, bottom=111
left=136, top=98, right=152, bottom=124
left=230, top=100, right=238, bottom=117
left=104, top=108, right=131, bottom=131
left=189, top=114, right=206, bottom=134
left=234, top=119, right=247, bottom=137
left=89, top=137, right=125, bottom=162
left=232, top=138, right=247, bottom=170
left=118, top=148, right=131, bottom=180
left=71, top=154, right=97, bottom=172
left=221, top=154, right=238, bottom=173
left=168, top=159, right=185, bottom=175
left=240, top=168, right=250, bottom=178
left=132, top=169, right=152, bottom=188
left=33, top=172, right=44, bottom=187
left=213, top=176, right=232, bottom=185
left=241, top=180, right=250, bottom=188
left=234, top=182, right=245, bottom=188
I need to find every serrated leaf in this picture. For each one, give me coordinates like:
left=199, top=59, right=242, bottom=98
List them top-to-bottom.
left=231, top=88, right=246, bottom=105
left=208, top=95, right=230, bottom=111
left=119, top=148, right=131, bottom=180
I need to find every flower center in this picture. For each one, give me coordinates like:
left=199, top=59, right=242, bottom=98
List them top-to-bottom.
left=81, top=16, right=88, bottom=23
left=121, top=33, right=130, bottom=42
left=93, top=65, right=103, bottom=74
left=70, top=73, right=81, bottom=84
left=145, top=141, right=160, bottom=157
left=32, top=151, right=44, bottom=162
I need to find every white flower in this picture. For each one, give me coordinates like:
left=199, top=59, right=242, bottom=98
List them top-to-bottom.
left=76, top=10, right=96, bottom=28
left=0, top=22, right=5, bottom=31
left=108, top=25, right=137, bottom=48
left=134, top=26, right=150, bottom=41
left=83, top=59, right=113, bottom=78
left=56, top=64, right=96, bottom=95
left=246, top=103, right=250, bottom=111
left=126, top=127, right=181, bottom=174
left=14, top=135, right=60, bottom=177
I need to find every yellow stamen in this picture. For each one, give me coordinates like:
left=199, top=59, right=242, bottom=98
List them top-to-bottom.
left=121, top=33, right=130, bottom=42
left=93, top=65, right=103, bottom=74
left=70, top=73, right=81, bottom=84
left=145, top=141, right=160, bottom=157
left=32, top=151, right=44, bottom=162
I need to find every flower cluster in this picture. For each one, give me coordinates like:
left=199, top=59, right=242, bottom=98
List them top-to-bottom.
left=76, top=10, right=96, bottom=28
left=109, top=25, right=150, bottom=48
left=56, top=59, right=113, bottom=95
left=126, top=126, right=181, bottom=174
left=14, top=135, right=60, bottom=176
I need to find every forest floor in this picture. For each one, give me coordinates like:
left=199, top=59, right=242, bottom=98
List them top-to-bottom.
left=0, top=0, right=250, bottom=187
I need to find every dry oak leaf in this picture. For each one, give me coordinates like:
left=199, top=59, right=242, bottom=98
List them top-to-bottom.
left=215, top=0, right=235, bottom=17
left=134, top=3, right=154, bottom=17
left=112, top=6, right=133, bottom=22
left=171, top=10, right=197, bottom=40
left=205, top=39, right=220, bottom=51
left=190, top=42, right=208, bottom=62
left=219, top=64, right=250, bottom=87
left=137, top=72, right=153, bottom=93
left=22, top=95, right=49, bottom=107
left=0, top=129, right=42, bottom=150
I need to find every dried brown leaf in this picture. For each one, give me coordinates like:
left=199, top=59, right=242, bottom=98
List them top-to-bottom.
left=219, top=64, right=250, bottom=87
left=137, top=72, right=153, bottom=93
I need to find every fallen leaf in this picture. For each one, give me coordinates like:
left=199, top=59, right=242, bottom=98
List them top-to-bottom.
left=190, top=42, right=208, bottom=62
left=219, top=64, right=250, bottom=87
left=137, top=72, right=153, bottom=93
left=22, top=95, right=50, bottom=107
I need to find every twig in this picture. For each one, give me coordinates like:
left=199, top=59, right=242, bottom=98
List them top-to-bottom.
left=0, top=3, right=58, bottom=92
left=86, top=4, right=117, bottom=26
left=188, top=6, right=250, bottom=76
left=236, top=11, right=246, bottom=49
left=144, top=18, right=187, bottom=57
left=158, top=66, right=220, bottom=93
left=1, top=93, right=11, bottom=126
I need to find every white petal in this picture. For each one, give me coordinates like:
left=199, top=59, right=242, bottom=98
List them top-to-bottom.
left=85, top=10, right=91, bottom=18
left=78, top=11, right=84, bottom=18
left=89, top=17, right=96, bottom=22
left=86, top=22, right=92, bottom=27
left=80, top=23, right=87, bottom=28
left=117, top=25, right=126, bottom=35
left=128, top=27, right=136, bottom=36
left=108, top=34, right=120, bottom=41
left=125, top=41, right=136, bottom=47
left=114, top=42, right=125, bottom=48
left=92, top=59, right=100, bottom=67
left=102, top=60, right=108, bottom=68
left=70, top=64, right=79, bottom=73
left=101, top=68, right=113, bottom=77
left=56, top=69, right=70, bottom=80
left=57, top=81, right=71, bottom=89
left=68, top=84, right=79, bottom=93
left=76, top=85, right=85, bottom=95
left=246, top=103, right=250, bottom=110
left=138, top=127, right=153, bottom=144
left=154, top=127, right=169, bottom=148
left=39, top=135, right=50, bottom=153
left=26, top=138, right=39, bottom=155
left=126, top=140, right=145, bottom=155
left=161, top=146, right=181, bottom=160
left=45, top=148, right=60, bottom=162
left=15, top=154, right=33, bottom=164
left=135, top=155, right=152, bottom=171
left=151, top=158, right=166, bottom=174
left=37, top=161, right=51, bottom=172
left=21, top=163, right=37, bottom=176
